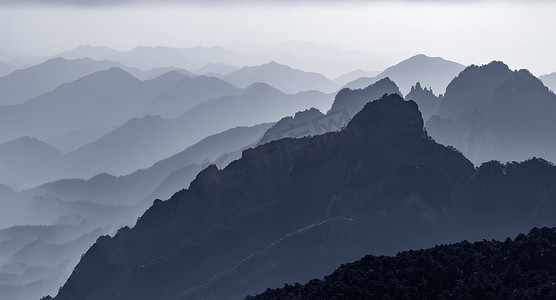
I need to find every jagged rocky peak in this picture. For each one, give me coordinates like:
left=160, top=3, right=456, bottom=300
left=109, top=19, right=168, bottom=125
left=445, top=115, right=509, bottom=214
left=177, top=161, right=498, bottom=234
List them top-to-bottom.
left=439, top=61, right=518, bottom=120
left=328, top=77, right=401, bottom=121
left=406, top=81, right=443, bottom=121
left=50, top=92, right=478, bottom=300
left=257, top=107, right=325, bottom=145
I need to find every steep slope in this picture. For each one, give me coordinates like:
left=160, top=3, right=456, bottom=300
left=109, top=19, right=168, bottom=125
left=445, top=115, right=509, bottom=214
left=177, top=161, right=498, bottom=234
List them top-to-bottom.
left=344, top=54, right=464, bottom=95
left=0, top=57, right=134, bottom=106
left=224, top=61, right=339, bottom=94
left=427, top=61, right=556, bottom=164
left=540, top=72, right=556, bottom=93
left=140, top=75, right=242, bottom=118
left=329, top=77, right=401, bottom=119
left=256, top=78, right=401, bottom=146
left=405, top=82, right=443, bottom=121
left=51, top=93, right=556, bottom=300
left=51, top=94, right=486, bottom=300
left=257, top=108, right=325, bottom=145
left=0, top=124, right=272, bottom=300
left=250, top=227, right=556, bottom=299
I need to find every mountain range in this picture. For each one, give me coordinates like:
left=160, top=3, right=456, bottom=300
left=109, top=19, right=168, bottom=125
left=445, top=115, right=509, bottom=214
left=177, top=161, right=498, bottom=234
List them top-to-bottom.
left=344, top=54, right=465, bottom=95
left=0, top=57, right=142, bottom=106
left=223, top=61, right=339, bottom=94
left=426, top=61, right=556, bottom=164
left=48, top=93, right=556, bottom=300
left=0, top=123, right=273, bottom=300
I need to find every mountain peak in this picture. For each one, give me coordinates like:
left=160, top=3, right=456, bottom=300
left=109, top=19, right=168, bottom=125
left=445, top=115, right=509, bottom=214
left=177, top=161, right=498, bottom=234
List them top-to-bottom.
left=329, top=77, right=401, bottom=118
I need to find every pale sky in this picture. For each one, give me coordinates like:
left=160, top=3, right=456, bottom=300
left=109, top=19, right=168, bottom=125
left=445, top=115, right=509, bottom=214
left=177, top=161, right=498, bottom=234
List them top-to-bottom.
left=0, top=0, right=555, bottom=75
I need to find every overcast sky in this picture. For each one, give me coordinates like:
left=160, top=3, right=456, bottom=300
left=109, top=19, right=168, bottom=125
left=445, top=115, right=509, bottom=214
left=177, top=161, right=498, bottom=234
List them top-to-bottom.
left=0, top=0, right=555, bottom=75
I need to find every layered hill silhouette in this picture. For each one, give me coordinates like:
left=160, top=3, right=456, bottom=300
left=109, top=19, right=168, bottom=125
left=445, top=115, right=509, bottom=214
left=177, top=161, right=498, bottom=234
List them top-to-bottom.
left=345, top=54, right=464, bottom=95
left=0, top=57, right=142, bottom=106
left=223, top=61, right=339, bottom=94
left=426, top=61, right=556, bottom=164
left=194, top=63, right=238, bottom=76
left=333, top=69, right=380, bottom=86
left=540, top=72, right=556, bottom=93
left=0, top=74, right=331, bottom=189
left=139, top=74, right=243, bottom=118
left=257, top=77, right=401, bottom=146
left=329, top=77, right=401, bottom=119
left=405, top=82, right=443, bottom=121
left=48, top=94, right=556, bottom=300
left=257, top=108, right=325, bottom=145
left=0, top=123, right=272, bottom=300
left=0, top=137, right=64, bottom=191
left=250, top=227, right=556, bottom=299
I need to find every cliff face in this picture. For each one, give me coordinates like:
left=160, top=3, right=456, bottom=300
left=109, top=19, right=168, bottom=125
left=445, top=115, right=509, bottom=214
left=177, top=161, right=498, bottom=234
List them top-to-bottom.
left=51, top=93, right=556, bottom=300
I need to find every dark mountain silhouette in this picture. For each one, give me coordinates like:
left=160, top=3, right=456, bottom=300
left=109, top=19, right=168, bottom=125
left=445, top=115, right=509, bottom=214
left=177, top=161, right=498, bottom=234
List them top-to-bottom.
left=344, top=54, right=464, bottom=95
left=0, top=57, right=139, bottom=106
left=224, top=61, right=339, bottom=94
left=426, top=61, right=556, bottom=164
left=194, top=63, right=238, bottom=76
left=333, top=69, right=380, bottom=86
left=540, top=72, right=556, bottom=93
left=140, top=75, right=243, bottom=118
left=329, top=77, right=401, bottom=119
left=256, top=78, right=401, bottom=146
left=405, top=82, right=443, bottom=121
left=48, top=94, right=556, bottom=300
left=257, top=108, right=325, bottom=145
left=249, top=227, right=556, bottom=300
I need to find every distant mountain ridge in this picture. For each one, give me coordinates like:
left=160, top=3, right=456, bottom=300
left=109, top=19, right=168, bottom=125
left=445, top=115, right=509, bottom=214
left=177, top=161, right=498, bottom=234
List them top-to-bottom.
left=344, top=54, right=464, bottom=95
left=0, top=57, right=140, bottom=106
left=224, top=61, right=339, bottom=94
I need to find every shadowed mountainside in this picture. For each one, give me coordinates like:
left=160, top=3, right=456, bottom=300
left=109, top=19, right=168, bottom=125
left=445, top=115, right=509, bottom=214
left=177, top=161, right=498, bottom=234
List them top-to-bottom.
left=426, top=61, right=556, bottom=164
left=48, top=94, right=556, bottom=300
